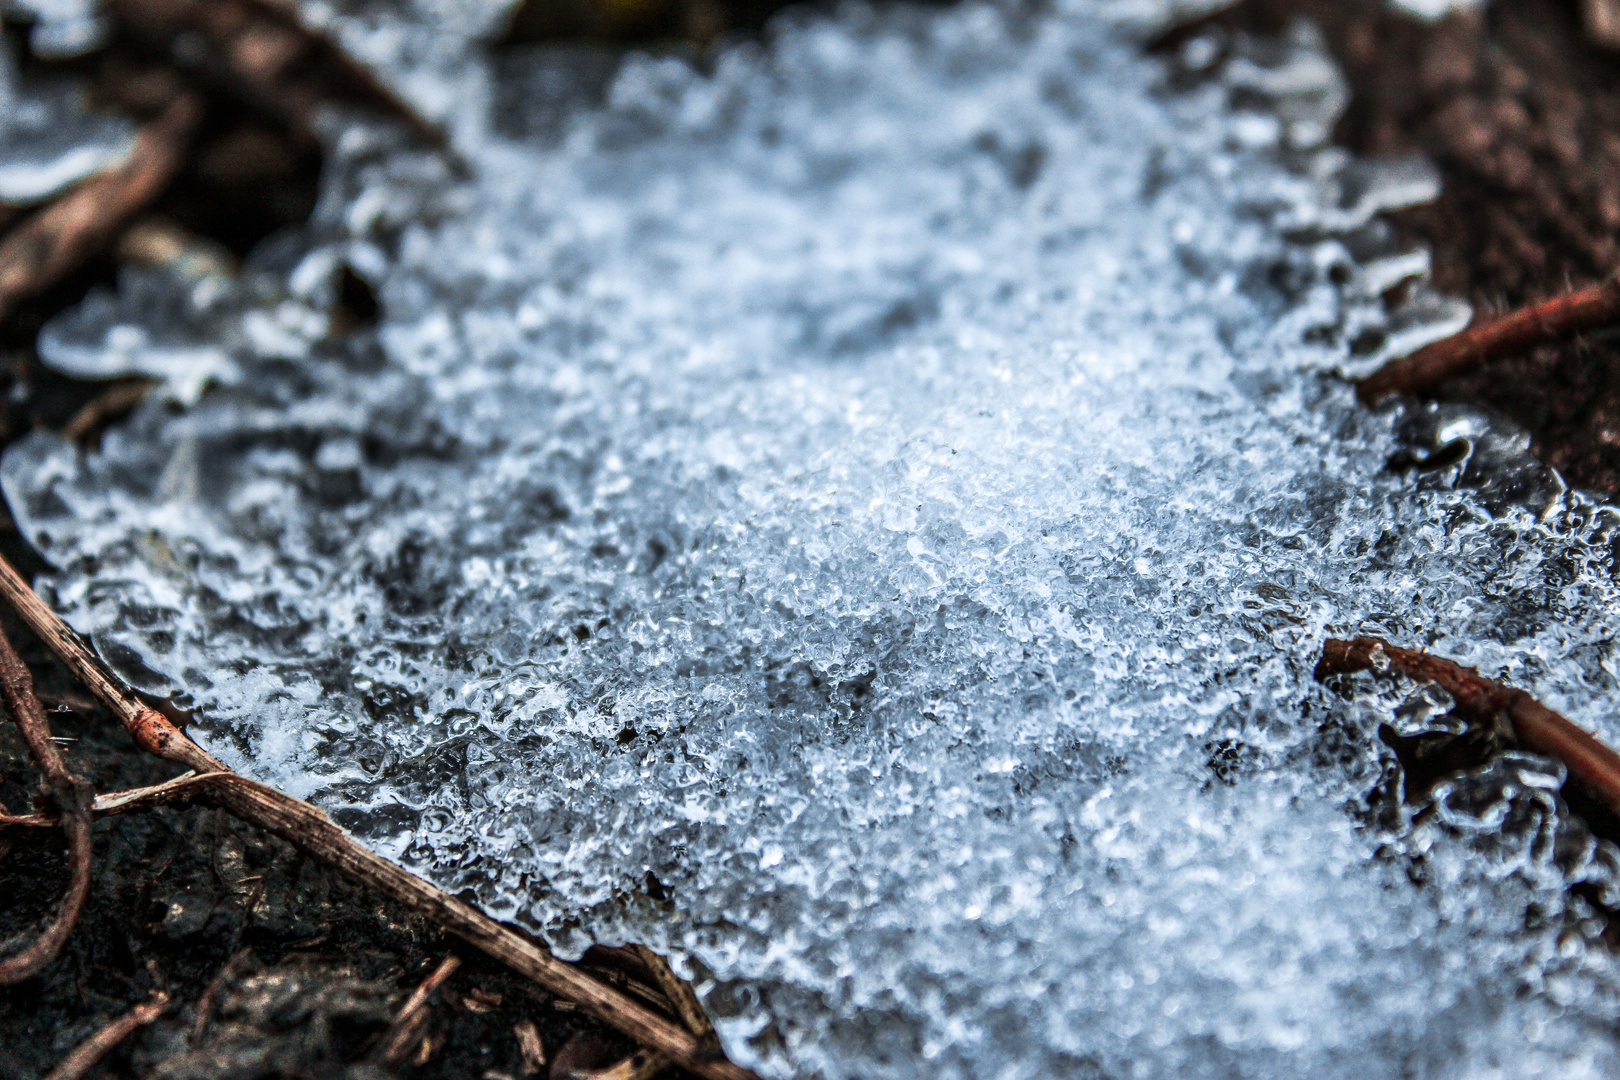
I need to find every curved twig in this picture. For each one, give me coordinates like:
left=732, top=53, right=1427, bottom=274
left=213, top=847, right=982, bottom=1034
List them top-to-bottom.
left=1357, top=273, right=1620, bottom=403
left=0, top=620, right=95, bottom=985
left=1317, top=636, right=1620, bottom=816
left=43, top=992, right=170, bottom=1080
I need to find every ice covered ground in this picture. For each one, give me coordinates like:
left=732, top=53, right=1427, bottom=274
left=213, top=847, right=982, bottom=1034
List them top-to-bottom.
left=6, top=2, right=1620, bottom=1076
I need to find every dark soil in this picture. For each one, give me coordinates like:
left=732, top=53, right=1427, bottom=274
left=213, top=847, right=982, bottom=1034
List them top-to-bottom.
left=1176, top=0, right=1620, bottom=494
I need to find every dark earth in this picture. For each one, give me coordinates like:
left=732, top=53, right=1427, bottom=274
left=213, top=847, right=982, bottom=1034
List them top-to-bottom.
left=4, top=0, right=1620, bottom=1076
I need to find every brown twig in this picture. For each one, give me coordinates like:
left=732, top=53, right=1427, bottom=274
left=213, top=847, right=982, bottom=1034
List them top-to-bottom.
left=108, top=0, right=439, bottom=145
left=0, top=93, right=202, bottom=325
left=1357, top=273, right=1620, bottom=403
left=61, top=379, right=158, bottom=447
left=0, top=551, right=755, bottom=1080
left=0, top=555, right=224, bottom=774
left=0, top=619, right=95, bottom=985
left=1317, top=636, right=1620, bottom=816
left=0, top=770, right=214, bottom=828
left=630, top=944, right=718, bottom=1047
left=191, top=950, right=250, bottom=1041
left=376, top=954, right=461, bottom=1068
left=43, top=991, right=170, bottom=1080
left=588, top=1048, right=673, bottom=1080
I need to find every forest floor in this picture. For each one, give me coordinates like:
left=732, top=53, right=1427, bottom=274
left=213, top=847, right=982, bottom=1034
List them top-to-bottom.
left=2, top=0, right=1619, bottom=1076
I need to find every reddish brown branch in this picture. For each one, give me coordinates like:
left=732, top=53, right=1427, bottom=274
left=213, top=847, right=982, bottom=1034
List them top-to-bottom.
left=0, top=93, right=202, bottom=324
left=1356, top=273, right=1620, bottom=403
left=61, top=378, right=157, bottom=447
left=0, top=619, right=95, bottom=985
left=1317, top=636, right=1620, bottom=817
left=43, top=992, right=170, bottom=1080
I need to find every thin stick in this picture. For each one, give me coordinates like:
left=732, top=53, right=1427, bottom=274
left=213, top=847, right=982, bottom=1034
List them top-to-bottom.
left=108, top=0, right=440, bottom=145
left=239, top=0, right=441, bottom=144
left=0, top=94, right=202, bottom=323
left=1357, top=273, right=1620, bottom=403
left=61, top=379, right=157, bottom=447
left=0, top=553, right=755, bottom=1080
left=0, top=619, right=94, bottom=985
left=1317, top=636, right=1620, bottom=815
left=0, top=771, right=211, bottom=828
left=630, top=945, right=718, bottom=1046
left=191, top=950, right=250, bottom=1041
left=376, top=954, right=461, bottom=1067
left=43, top=992, right=170, bottom=1080
left=588, top=1048, right=673, bottom=1080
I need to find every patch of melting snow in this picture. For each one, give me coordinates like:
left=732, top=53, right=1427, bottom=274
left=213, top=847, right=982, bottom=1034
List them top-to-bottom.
left=6, top=3, right=1620, bottom=1077
left=0, top=37, right=133, bottom=203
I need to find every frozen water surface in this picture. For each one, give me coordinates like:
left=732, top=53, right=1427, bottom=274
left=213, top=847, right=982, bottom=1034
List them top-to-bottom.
left=8, top=4, right=1620, bottom=1077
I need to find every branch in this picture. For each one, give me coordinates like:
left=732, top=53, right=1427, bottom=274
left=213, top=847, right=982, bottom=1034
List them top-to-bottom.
left=108, top=0, right=439, bottom=145
left=0, top=93, right=202, bottom=324
left=1356, top=272, right=1620, bottom=403
left=0, top=552, right=752, bottom=1080
left=0, top=555, right=223, bottom=774
left=0, top=619, right=94, bottom=985
left=1317, top=636, right=1620, bottom=817
left=0, top=771, right=218, bottom=828
left=630, top=944, right=719, bottom=1047
left=376, top=954, right=461, bottom=1068
left=43, top=992, right=170, bottom=1080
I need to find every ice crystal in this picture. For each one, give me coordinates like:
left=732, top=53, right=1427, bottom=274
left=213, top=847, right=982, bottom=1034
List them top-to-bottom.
left=4, top=0, right=110, bottom=59
left=7, top=5, right=1620, bottom=1078
left=0, top=38, right=132, bottom=203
